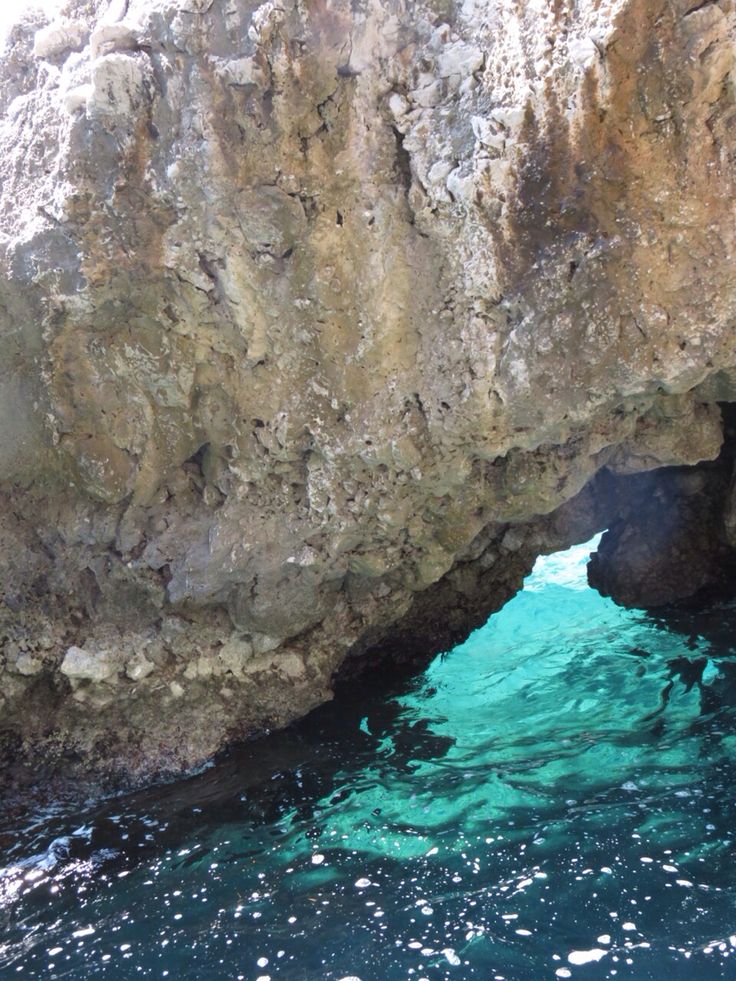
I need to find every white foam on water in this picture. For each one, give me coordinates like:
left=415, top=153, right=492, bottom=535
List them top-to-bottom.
left=568, top=948, right=608, bottom=965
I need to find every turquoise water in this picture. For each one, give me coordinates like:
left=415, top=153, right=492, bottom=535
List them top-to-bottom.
left=3, top=538, right=736, bottom=979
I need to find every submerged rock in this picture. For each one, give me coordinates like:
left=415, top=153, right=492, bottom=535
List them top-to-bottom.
left=1, top=0, right=736, bottom=785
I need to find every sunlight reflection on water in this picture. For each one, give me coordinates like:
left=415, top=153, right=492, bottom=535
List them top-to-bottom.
left=3, top=537, right=736, bottom=979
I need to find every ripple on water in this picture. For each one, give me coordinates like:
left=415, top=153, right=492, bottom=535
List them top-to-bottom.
left=3, top=537, right=736, bottom=978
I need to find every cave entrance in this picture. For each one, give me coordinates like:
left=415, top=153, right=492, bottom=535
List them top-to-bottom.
left=340, top=403, right=736, bottom=697
left=342, top=403, right=736, bottom=689
left=525, top=534, right=603, bottom=593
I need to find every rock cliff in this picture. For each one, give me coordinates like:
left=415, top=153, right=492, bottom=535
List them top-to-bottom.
left=1, top=0, right=736, bottom=786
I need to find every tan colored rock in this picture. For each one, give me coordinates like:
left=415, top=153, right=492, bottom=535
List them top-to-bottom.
left=1, top=0, right=736, bottom=786
left=34, top=18, right=88, bottom=59
left=61, top=646, right=116, bottom=683
left=14, top=653, right=43, bottom=676
left=125, top=655, right=156, bottom=681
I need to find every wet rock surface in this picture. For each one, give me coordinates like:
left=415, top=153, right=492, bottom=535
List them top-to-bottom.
left=1, top=0, right=736, bottom=787
left=589, top=410, right=736, bottom=610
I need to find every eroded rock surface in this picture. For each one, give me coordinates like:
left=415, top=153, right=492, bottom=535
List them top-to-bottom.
left=1, top=0, right=736, bottom=785
left=588, top=409, right=736, bottom=609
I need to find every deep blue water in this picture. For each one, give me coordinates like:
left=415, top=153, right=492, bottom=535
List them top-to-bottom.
left=3, top=538, right=736, bottom=980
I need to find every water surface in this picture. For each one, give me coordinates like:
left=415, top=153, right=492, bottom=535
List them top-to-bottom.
left=3, top=538, right=736, bottom=979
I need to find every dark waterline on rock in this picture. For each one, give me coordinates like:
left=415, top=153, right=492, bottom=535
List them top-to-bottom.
left=3, top=538, right=736, bottom=979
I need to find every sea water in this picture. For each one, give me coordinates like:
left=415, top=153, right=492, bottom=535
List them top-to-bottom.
left=3, top=537, right=736, bottom=979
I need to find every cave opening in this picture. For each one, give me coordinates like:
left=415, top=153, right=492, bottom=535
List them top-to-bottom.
left=340, top=402, right=736, bottom=689
left=7, top=520, right=736, bottom=979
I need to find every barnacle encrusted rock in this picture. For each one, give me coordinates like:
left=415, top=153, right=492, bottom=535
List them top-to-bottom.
left=1, top=0, right=736, bottom=785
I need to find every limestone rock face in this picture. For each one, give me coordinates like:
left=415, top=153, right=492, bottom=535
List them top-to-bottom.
left=1, top=0, right=736, bottom=784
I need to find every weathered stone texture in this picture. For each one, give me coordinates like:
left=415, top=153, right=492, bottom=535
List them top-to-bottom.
left=1, top=0, right=736, bottom=784
left=589, top=410, right=736, bottom=609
